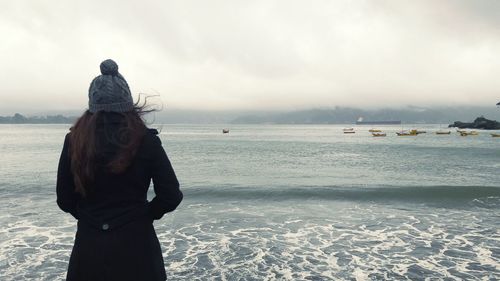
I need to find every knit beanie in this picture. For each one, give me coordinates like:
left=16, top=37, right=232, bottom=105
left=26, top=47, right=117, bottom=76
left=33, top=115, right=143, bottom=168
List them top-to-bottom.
left=88, top=59, right=134, bottom=113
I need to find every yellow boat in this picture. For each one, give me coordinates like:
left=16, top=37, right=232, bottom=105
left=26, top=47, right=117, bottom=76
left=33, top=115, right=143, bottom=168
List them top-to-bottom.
left=369, top=129, right=382, bottom=133
left=396, top=129, right=418, bottom=136
left=491, top=133, right=500, bottom=137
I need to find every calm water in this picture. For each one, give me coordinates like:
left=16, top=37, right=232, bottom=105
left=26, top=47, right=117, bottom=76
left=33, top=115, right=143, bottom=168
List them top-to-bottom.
left=0, top=124, right=499, bottom=280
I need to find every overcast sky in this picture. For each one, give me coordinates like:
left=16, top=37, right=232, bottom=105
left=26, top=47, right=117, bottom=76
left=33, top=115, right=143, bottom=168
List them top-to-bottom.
left=1, top=0, right=499, bottom=114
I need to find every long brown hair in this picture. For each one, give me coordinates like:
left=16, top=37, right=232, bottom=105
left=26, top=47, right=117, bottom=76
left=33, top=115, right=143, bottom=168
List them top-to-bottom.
left=69, top=103, right=153, bottom=197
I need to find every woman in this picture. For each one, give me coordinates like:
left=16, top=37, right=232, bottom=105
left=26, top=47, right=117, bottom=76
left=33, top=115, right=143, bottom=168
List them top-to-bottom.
left=56, top=59, right=183, bottom=281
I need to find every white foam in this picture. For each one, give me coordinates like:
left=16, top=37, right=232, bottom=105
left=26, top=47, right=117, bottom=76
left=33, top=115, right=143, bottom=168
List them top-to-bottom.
left=2, top=198, right=499, bottom=280
left=352, top=267, right=369, bottom=281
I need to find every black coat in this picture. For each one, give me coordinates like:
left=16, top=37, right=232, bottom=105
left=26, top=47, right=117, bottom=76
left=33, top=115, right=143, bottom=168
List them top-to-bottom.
left=56, top=126, right=183, bottom=281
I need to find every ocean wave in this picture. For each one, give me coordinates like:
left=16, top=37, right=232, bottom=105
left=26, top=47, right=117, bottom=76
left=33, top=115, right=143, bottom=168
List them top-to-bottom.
left=181, top=185, right=500, bottom=203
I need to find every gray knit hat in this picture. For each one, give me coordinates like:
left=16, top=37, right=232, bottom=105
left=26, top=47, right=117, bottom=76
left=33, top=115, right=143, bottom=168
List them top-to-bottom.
left=88, top=59, right=134, bottom=113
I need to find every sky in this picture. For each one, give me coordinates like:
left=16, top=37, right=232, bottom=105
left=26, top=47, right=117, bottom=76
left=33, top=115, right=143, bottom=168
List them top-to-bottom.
left=1, top=0, right=499, bottom=114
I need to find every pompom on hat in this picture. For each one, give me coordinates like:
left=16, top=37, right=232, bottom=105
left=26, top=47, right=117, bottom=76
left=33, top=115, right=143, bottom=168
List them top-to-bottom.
left=88, top=59, right=134, bottom=113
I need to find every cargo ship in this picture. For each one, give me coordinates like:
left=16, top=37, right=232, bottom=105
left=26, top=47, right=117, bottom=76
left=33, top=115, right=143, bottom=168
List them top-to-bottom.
left=355, top=117, right=401, bottom=125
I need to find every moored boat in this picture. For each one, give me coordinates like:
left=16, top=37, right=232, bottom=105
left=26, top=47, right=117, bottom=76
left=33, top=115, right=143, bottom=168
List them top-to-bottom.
left=369, top=129, right=382, bottom=133
left=396, top=130, right=417, bottom=136
left=436, top=130, right=451, bottom=135
left=460, top=131, right=478, bottom=136
left=372, top=132, right=386, bottom=137
left=491, top=133, right=500, bottom=137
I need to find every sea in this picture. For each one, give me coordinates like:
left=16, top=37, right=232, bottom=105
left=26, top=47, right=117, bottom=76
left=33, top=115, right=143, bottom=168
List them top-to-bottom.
left=0, top=124, right=499, bottom=280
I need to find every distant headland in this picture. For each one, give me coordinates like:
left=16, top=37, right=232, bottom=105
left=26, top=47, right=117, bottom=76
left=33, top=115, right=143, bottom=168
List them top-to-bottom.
left=1, top=106, right=499, bottom=124
left=229, top=106, right=500, bottom=125
left=0, top=113, right=76, bottom=124
left=449, top=116, right=500, bottom=130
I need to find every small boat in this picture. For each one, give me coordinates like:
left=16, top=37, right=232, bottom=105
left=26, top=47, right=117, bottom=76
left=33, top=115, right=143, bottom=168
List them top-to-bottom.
left=435, top=124, right=450, bottom=135
left=343, top=128, right=355, bottom=134
left=222, top=129, right=229, bottom=134
left=369, top=129, right=382, bottom=133
left=396, top=129, right=418, bottom=136
left=415, top=130, right=426, bottom=134
left=396, top=131, right=414, bottom=136
left=460, top=131, right=478, bottom=136
left=372, top=132, right=386, bottom=137
left=396, top=132, right=413, bottom=136
left=491, top=133, right=500, bottom=137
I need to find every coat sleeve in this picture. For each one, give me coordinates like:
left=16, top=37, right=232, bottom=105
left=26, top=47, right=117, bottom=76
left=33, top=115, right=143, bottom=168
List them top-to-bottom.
left=56, top=133, right=79, bottom=219
left=148, top=135, right=183, bottom=220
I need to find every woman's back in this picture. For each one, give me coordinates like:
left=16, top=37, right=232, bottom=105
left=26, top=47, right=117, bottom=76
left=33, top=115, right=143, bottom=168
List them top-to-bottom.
left=56, top=60, right=182, bottom=281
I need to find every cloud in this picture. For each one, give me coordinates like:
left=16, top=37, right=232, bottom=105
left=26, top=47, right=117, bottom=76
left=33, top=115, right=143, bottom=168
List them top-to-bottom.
left=0, top=0, right=499, bottom=112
